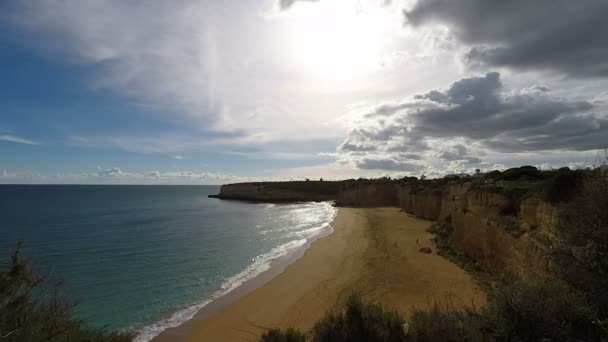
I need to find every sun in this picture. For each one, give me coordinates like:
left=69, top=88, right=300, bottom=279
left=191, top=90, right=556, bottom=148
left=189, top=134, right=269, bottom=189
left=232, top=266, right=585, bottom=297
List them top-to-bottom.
left=290, top=1, right=390, bottom=81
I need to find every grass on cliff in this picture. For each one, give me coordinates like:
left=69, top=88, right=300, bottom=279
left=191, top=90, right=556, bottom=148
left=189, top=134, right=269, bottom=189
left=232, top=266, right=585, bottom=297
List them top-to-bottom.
left=0, top=241, right=133, bottom=342
left=261, top=282, right=606, bottom=342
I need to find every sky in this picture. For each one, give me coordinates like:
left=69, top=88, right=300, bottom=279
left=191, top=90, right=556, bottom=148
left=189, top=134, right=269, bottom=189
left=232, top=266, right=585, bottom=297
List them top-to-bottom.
left=1, top=0, right=607, bottom=184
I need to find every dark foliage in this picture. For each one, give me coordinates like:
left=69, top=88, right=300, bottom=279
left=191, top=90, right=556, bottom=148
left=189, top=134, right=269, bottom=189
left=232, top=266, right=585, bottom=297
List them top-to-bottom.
left=499, top=166, right=543, bottom=181
left=551, top=167, right=608, bottom=316
left=541, top=168, right=585, bottom=204
left=0, top=241, right=133, bottom=342
left=408, top=280, right=604, bottom=342
left=483, top=280, right=602, bottom=341
left=261, top=282, right=605, bottom=341
left=310, top=294, right=406, bottom=342
left=261, top=295, right=407, bottom=342
left=260, top=328, right=307, bottom=342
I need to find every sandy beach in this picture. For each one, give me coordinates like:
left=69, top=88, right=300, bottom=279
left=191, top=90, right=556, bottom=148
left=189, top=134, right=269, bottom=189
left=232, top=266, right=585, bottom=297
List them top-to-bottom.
left=155, top=207, right=485, bottom=342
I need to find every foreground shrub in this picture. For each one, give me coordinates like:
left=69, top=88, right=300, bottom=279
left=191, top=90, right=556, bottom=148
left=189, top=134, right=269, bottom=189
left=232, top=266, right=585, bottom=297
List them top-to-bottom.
left=550, top=165, right=608, bottom=315
left=0, top=241, right=133, bottom=342
left=408, top=280, right=603, bottom=341
left=484, top=280, right=601, bottom=341
left=261, top=281, right=605, bottom=342
left=311, top=294, right=406, bottom=342
left=261, top=295, right=406, bottom=342
left=407, top=303, right=486, bottom=342
left=260, top=328, right=306, bottom=342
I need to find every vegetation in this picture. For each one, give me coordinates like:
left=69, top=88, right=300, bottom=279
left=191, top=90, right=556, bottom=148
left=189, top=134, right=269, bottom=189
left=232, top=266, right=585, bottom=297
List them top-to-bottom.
left=262, top=163, right=608, bottom=342
left=550, top=165, right=608, bottom=316
left=0, top=241, right=133, bottom=342
left=262, top=282, right=606, bottom=342
left=261, top=294, right=407, bottom=342
left=261, top=328, right=307, bottom=342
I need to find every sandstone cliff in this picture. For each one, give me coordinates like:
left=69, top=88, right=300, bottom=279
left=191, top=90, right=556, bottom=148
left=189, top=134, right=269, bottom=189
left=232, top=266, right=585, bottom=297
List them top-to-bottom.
left=212, top=177, right=561, bottom=281
left=210, top=181, right=343, bottom=202
left=334, top=181, right=557, bottom=281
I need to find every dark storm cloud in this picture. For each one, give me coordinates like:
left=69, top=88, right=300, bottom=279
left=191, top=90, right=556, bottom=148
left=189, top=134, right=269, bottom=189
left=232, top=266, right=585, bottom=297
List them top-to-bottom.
left=405, top=0, right=608, bottom=77
left=338, top=72, right=607, bottom=170
left=435, top=144, right=481, bottom=163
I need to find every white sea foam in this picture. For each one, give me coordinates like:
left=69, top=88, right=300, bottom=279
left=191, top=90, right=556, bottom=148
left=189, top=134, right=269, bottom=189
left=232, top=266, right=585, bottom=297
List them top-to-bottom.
left=134, top=202, right=336, bottom=342
left=134, top=239, right=308, bottom=341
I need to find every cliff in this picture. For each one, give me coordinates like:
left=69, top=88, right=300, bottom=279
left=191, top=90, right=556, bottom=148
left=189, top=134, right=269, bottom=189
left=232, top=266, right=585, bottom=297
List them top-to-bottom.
left=211, top=168, right=582, bottom=281
left=209, top=181, right=345, bottom=202
left=334, top=181, right=557, bottom=281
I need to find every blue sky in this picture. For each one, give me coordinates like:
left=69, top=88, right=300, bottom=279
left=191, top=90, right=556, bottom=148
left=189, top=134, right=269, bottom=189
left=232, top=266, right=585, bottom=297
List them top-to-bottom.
left=1, top=0, right=607, bottom=184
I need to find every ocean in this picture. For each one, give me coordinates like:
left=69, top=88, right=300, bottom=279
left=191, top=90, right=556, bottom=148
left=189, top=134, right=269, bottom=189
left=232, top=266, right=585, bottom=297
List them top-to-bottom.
left=0, top=185, right=336, bottom=341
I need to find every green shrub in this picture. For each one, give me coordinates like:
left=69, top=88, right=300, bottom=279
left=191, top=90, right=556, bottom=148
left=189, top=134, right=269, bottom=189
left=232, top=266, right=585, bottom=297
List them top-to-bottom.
left=499, top=166, right=543, bottom=181
left=551, top=167, right=608, bottom=315
left=541, top=168, right=585, bottom=204
left=0, top=241, right=133, bottom=342
left=483, top=280, right=601, bottom=341
left=407, top=281, right=604, bottom=342
left=262, top=282, right=606, bottom=342
left=311, top=294, right=406, bottom=342
left=260, top=295, right=406, bottom=342
left=407, top=303, right=486, bottom=342
left=260, top=328, right=307, bottom=342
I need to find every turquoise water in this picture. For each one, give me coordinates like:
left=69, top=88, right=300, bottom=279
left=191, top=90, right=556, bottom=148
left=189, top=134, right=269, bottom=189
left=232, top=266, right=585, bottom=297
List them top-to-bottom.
left=0, top=185, right=336, bottom=340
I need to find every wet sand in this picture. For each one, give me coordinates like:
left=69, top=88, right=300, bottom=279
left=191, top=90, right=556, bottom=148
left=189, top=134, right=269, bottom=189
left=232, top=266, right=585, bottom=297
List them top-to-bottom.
left=155, top=207, right=485, bottom=342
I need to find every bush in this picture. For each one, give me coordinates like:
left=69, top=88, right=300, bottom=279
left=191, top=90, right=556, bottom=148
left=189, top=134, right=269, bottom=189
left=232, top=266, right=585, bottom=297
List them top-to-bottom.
left=497, top=166, right=543, bottom=181
left=551, top=166, right=608, bottom=315
left=541, top=168, right=585, bottom=204
left=0, top=241, right=133, bottom=342
left=483, top=280, right=601, bottom=341
left=262, top=282, right=606, bottom=342
left=311, top=294, right=406, bottom=342
left=260, top=295, right=406, bottom=342
left=407, top=303, right=485, bottom=342
left=260, top=328, right=307, bottom=342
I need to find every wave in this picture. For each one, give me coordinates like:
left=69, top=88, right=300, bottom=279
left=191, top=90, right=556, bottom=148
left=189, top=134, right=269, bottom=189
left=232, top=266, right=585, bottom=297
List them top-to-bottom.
left=134, top=202, right=336, bottom=342
left=134, top=239, right=307, bottom=342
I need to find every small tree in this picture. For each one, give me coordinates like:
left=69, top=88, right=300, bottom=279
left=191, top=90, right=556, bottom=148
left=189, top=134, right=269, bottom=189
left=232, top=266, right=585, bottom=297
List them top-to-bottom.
left=0, top=241, right=133, bottom=341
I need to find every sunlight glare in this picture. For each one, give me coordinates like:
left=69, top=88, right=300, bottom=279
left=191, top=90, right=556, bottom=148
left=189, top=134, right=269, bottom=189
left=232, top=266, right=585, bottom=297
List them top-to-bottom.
left=290, top=1, right=390, bottom=81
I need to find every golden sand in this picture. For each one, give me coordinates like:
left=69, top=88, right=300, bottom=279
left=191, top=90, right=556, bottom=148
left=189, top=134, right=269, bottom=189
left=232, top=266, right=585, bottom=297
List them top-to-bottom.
left=155, top=207, right=485, bottom=342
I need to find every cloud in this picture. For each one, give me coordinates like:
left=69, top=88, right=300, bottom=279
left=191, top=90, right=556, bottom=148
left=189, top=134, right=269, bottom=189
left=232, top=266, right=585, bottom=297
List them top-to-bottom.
left=405, top=0, right=608, bottom=78
left=3, top=1, right=221, bottom=119
left=337, top=72, right=608, bottom=172
left=0, top=135, right=38, bottom=145
left=435, top=144, right=481, bottom=163
left=174, top=155, right=184, bottom=160
left=356, top=158, right=422, bottom=171
left=0, top=167, right=272, bottom=185
left=96, top=167, right=125, bottom=177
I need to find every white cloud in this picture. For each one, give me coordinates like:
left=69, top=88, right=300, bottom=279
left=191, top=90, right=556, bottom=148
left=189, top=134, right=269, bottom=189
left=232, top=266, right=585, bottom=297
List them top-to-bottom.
left=6, top=1, right=222, bottom=120
left=0, top=135, right=38, bottom=145
left=174, top=155, right=184, bottom=161
left=0, top=167, right=274, bottom=185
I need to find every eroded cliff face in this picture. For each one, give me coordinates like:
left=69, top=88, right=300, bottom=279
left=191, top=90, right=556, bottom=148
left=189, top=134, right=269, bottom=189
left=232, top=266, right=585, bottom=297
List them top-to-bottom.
left=213, top=180, right=558, bottom=280
left=212, top=182, right=340, bottom=202
left=335, top=182, right=557, bottom=281
left=334, top=183, right=398, bottom=207
left=397, top=185, right=442, bottom=220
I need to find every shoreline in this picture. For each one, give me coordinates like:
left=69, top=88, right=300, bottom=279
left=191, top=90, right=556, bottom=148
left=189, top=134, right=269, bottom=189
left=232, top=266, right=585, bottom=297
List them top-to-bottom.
left=155, top=207, right=485, bottom=341
left=148, top=208, right=336, bottom=342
